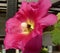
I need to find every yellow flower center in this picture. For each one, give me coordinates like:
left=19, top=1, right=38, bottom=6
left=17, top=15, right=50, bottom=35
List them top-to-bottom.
left=21, top=19, right=34, bottom=35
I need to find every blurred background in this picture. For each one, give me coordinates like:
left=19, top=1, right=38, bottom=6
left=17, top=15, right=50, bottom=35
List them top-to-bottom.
left=0, top=0, right=60, bottom=53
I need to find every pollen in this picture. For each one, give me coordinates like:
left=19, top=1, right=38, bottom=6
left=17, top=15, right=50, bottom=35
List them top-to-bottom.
left=21, top=20, right=34, bottom=35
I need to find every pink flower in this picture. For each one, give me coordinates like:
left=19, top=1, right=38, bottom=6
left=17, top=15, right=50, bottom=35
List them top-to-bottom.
left=4, top=0, right=57, bottom=53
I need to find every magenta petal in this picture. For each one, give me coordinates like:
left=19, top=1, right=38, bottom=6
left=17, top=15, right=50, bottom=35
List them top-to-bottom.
left=4, top=0, right=57, bottom=52
left=38, top=0, right=52, bottom=18
left=39, top=0, right=52, bottom=10
left=18, top=1, right=35, bottom=19
left=20, top=1, right=32, bottom=14
left=20, top=1, right=27, bottom=11
left=39, top=14, right=57, bottom=26
left=5, top=18, right=21, bottom=34
left=6, top=18, right=20, bottom=28
left=22, top=31, right=42, bottom=53
left=4, top=33, right=25, bottom=49
left=4, top=34, right=16, bottom=49
left=22, top=35, right=42, bottom=53
left=22, top=50, right=40, bottom=53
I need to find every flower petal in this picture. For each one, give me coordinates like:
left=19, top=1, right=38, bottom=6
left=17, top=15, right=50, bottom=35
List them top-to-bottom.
left=37, top=0, right=52, bottom=18
left=39, top=0, right=52, bottom=10
left=18, top=1, right=37, bottom=19
left=18, top=1, right=35, bottom=20
left=19, top=1, right=31, bottom=16
left=14, top=9, right=27, bottom=22
left=39, top=14, right=57, bottom=26
left=4, top=18, right=25, bottom=49
left=4, top=18, right=33, bottom=50
left=5, top=18, right=22, bottom=34
left=20, top=29, right=42, bottom=52
left=4, top=33, right=26, bottom=50
left=4, top=34, right=19, bottom=49
left=22, top=35, right=42, bottom=53
left=22, top=50, right=40, bottom=53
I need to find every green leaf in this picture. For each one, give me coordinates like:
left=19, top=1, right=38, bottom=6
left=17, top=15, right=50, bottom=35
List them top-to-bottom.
left=57, top=13, right=60, bottom=20
left=51, top=21, right=60, bottom=45
left=55, top=21, right=60, bottom=29
left=43, top=26, right=54, bottom=32
left=41, top=47, right=48, bottom=53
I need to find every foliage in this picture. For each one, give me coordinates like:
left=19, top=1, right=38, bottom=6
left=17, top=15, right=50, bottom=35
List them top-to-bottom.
left=43, top=13, right=60, bottom=45
left=57, top=13, right=60, bottom=20
left=51, top=21, right=60, bottom=45
left=41, top=47, right=48, bottom=53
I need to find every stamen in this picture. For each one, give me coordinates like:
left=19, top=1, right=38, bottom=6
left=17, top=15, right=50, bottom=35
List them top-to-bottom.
left=21, top=20, right=34, bottom=35
left=21, top=22, right=27, bottom=28
left=27, top=24, right=31, bottom=29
